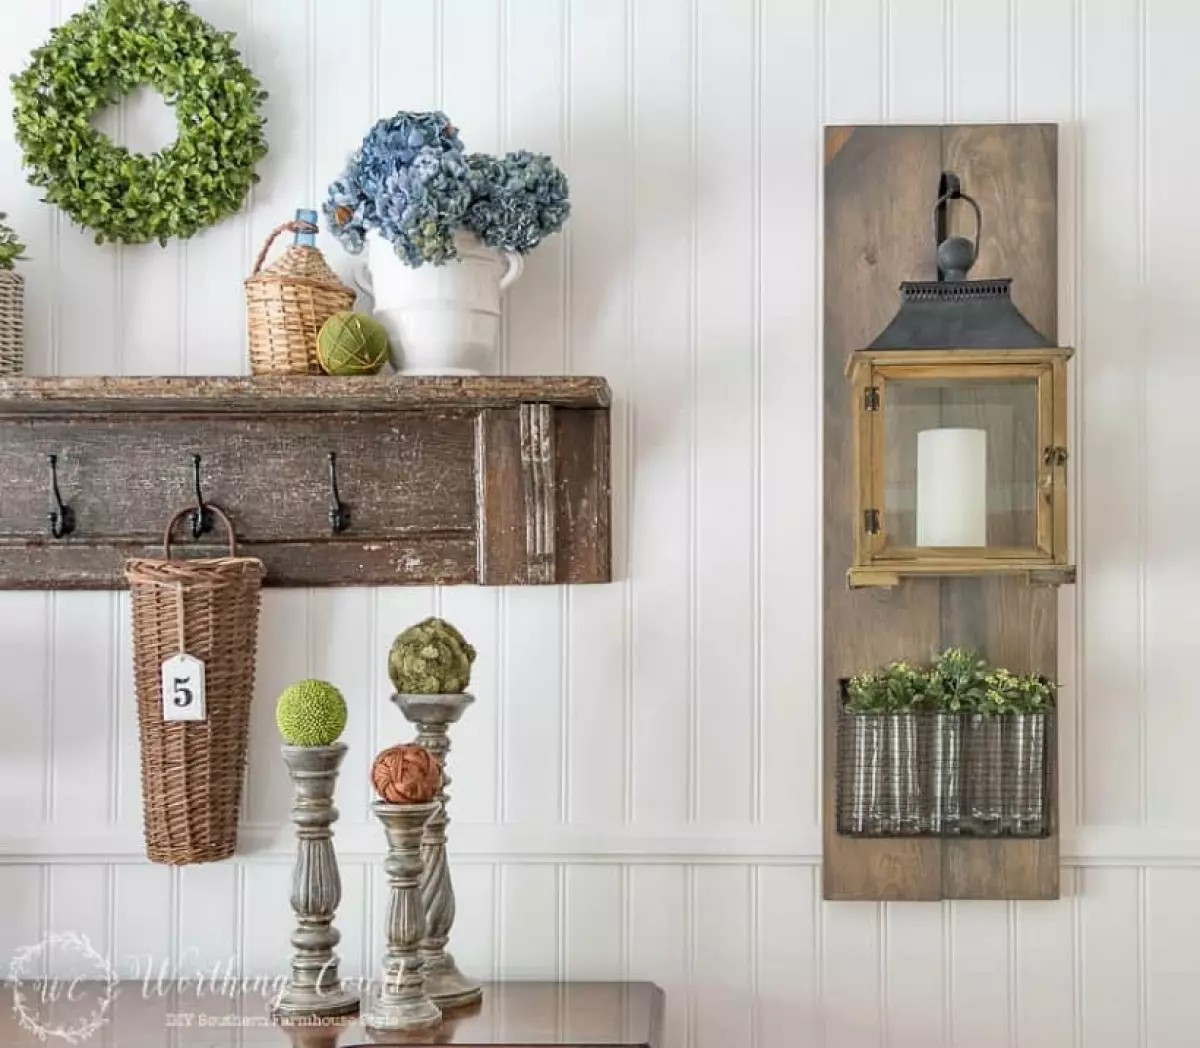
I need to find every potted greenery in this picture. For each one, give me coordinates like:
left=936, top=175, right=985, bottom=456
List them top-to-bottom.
left=325, top=111, right=569, bottom=375
left=0, top=213, right=25, bottom=374
left=928, top=648, right=989, bottom=835
left=838, top=650, right=1056, bottom=839
left=841, top=661, right=929, bottom=835
left=981, top=668, right=1057, bottom=837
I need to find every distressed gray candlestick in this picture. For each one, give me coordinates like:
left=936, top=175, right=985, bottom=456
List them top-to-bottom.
left=392, top=691, right=482, bottom=1009
left=274, top=743, right=359, bottom=1019
left=363, top=800, right=442, bottom=1032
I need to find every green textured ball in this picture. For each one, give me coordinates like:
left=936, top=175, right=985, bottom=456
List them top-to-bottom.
left=317, top=312, right=390, bottom=376
left=388, top=617, right=477, bottom=695
left=276, top=679, right=348, bottom=746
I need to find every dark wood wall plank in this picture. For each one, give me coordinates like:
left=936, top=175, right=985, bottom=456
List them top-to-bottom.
left=939, top=123, right=1060, bottom=900
left=823, top=124, right=1061, bottom=901
left=823, top=125, right=946, bottom=901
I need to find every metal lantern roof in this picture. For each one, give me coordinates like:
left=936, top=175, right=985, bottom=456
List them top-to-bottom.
left=868, top=172, right=1052, bottom=351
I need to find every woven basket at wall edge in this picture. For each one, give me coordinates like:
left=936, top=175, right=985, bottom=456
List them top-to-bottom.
left=0, top=269, right=24, bottom=376
left=124, top=506, right=265, bottom=865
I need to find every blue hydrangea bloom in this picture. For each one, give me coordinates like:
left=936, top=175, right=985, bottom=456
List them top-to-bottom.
left=324, top=111, right=470, bottom=266
left=324, top=113, right=570, bottom=267
left=463, top=150, right=571, bottom=254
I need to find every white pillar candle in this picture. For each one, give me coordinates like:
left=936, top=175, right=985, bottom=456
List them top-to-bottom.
left=916, top=428, right=987, bottom=547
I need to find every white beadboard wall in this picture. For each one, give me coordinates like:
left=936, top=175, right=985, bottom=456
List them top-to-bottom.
left=0, top=1, right=1195, bottom=1045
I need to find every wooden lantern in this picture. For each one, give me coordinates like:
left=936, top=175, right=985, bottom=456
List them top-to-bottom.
left=845, top=176, right=1075, bottom=589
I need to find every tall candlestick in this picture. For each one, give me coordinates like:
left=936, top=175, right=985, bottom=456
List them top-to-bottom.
left=392, top=692, right=482, bottom=1009
left=273, top=744, right=359, bottom=1019
left=362, top=800, right=442, bottom=1032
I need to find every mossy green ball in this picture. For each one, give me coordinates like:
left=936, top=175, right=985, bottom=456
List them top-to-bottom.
left=317, top=311, right=390, bottom=376
left=275, top=679, right=348, bottom=746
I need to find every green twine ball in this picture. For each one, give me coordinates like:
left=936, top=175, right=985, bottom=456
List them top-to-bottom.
left=317, top=312, right=390, bottom=376
left=275, top=679, right=348, bottom=746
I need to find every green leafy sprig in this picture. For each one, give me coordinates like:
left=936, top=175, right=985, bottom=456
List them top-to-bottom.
left=11, top=0, right=268, bottom=246
left=0, top=214, right=24, bottom=270
left=844, top=649, right=1057, bottom=715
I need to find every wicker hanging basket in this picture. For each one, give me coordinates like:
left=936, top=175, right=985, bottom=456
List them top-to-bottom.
left=245, top=219, right=355, bottom=376
left=0, top=270, right=24, bottom=375
left=125, top=506, right=266, bottom=865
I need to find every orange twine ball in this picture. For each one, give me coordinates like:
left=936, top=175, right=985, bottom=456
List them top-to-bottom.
left=371, top=743, right=442, bottom=804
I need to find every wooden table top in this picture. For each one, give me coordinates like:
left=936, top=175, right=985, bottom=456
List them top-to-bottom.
left=2, top=980, right=664, bottom=1047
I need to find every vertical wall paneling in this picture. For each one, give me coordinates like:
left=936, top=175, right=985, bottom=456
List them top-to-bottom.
left=181, top=0, right=251, bottom=377
left=375, top=0, right=436, bottom=116
left=496, top=0, right=567, bottom=826
left=562, top=0, right=630, bottom=827
left=628, top=0, right=693, bottom=828
left=692, top=0, right=756, bottom=828
left=757, top=0, right=819, bottom=828
left=823, top=0, right=883, bottom=124
left=887, top=0, right=948, bottom=121
left=949, top=0, right=1012, bottom=121
left=1078, top=0, right=1141, bottom=826
left=1143, top=0, right=1200, bottom=825
left=435, top=588, right=500, bottom=824
left=246, top=589, right=308, bottom=825
left=114, top=591, right=139, bottom=827
left=2, top=593, right=49, bottom=819
left=49, top=594, right=112, bottom=824
left=240, top=863, right=293, bottom=977
left=444, top=863, right=497, bottom=984
left=112, top=864, right=174, bottom=980
left=176, top=864, right=238, bottom=979
left=497, top=864, right=559, bottom=980
left=563, top=865, right=622, bottom=980
left=45, top=866, right=109, bottom=978
left=628, top=866, right=688, bottom=1048
left=691, top=866, right=753, bottom=1048
left=0, top=867, right=43, bottom=978
left=755, top=867, right=817, bottom=1048
left=1077, top=867, right=1141, bottom=1048
left=1145, top=868, right=1200, bottom=1045
left=1014, top=878, right=1076, bottom=1048
left=821, top=902, right=882, bottom=1047
left=884, top=902, right=946, bottom=1046
left=949, top=903, right=1012, bottom=1048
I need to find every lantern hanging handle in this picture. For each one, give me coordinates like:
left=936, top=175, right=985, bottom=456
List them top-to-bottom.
left=931, top=171, right=981, bottom=281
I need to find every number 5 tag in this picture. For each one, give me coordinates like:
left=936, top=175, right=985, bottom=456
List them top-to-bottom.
left=161, top=654, right=207, bottom=722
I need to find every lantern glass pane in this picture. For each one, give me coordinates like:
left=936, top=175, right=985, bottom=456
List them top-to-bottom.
left=882, top=376, right=1039, bottom=550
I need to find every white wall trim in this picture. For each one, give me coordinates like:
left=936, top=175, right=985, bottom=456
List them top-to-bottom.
left=4, top=823, right=1200, bottom=867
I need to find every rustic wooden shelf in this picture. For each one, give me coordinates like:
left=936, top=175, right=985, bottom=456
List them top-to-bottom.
left=0, top=375, right=611, bottom=589
left=0, top=375, right=611, bottom=413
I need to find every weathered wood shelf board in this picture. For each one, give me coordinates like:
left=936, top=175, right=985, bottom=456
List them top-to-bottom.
left=823, top=123, right=1060, bottom=901
left=0, top=376, right=611, bottom=589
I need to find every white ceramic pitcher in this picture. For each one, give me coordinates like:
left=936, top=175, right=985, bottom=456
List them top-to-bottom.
left=355, top=230, right=523, bottom=375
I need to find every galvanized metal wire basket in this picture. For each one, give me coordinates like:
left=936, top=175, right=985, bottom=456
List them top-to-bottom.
left=835, top=683, right=1054, bottom=839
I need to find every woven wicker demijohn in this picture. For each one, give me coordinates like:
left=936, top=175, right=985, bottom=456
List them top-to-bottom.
left=245, top=209, right=356, bottom=375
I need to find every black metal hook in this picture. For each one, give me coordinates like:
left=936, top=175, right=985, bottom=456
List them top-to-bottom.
left=932, top=170, right=981, bottom=281
left=327, top=452, right=350, bottom=534
left=48, top=454, right=75, bottom=539
left=188, top=454, right=214, bottom=540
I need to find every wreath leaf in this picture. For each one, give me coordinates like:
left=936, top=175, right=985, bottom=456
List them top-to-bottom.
left=11, top=0, right=268, bottom=245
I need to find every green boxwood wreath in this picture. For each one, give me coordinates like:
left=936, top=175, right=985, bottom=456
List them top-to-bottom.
left=11, top=0, right=268, bottom=246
